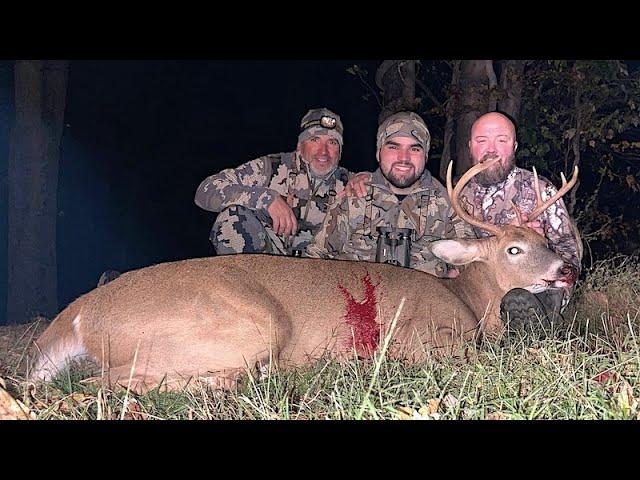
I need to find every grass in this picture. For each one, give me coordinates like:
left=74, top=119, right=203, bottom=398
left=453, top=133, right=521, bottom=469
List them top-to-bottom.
left=1, top=256, right=639, bottom=420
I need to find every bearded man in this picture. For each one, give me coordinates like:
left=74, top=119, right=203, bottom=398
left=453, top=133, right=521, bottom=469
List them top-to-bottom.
left=195, top=108, right=351, bottom=256
left=305, top=111, right=473, bottom=277
left=458, top=112, right=582, bottom=330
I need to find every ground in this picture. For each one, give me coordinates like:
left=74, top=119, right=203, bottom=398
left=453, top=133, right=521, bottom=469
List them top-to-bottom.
left=0, top=318, right=50, bottom=380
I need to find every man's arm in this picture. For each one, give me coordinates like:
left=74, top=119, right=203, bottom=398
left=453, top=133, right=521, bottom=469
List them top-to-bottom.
left=194, top=156, right=279, bottom=213
left=337, top=171, right=372, bottom=199
left=539, top=183, right=582, bottom=270
left=411, top=190, right=471, bottom=277
left=305, top=198, right=351, bottom=259
left=447, top=206, right=478, bottom=240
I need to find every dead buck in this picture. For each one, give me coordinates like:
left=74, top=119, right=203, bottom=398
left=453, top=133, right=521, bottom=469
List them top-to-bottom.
left=30, top=158, right=579, bottom=392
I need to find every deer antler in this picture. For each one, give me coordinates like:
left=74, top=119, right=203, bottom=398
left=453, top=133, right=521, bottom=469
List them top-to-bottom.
left=446, top=159, right=502, bottom=236
left=527, top=165, right=579, bottom=221
left=510, top=200, right=524, bottom=226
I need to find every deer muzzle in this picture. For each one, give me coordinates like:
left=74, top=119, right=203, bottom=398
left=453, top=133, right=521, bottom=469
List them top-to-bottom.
left=551, top=263, right=578, bottom=288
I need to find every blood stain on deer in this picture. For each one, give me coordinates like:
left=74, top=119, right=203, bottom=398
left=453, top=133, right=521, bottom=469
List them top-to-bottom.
left=338, top=273, right=381, bottom=358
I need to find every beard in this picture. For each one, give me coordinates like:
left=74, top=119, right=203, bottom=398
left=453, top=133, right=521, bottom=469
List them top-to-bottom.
left=474, top=153, right=516, bottom=186
left=307, top=156, right=338, bottom=179
left=382, top=162, right=423, bottom=188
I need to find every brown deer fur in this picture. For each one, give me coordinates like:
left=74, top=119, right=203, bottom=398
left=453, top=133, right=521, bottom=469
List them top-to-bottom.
left=30, top=159, right=578, bottom=392
left=30, top=234, right=574, bottom=392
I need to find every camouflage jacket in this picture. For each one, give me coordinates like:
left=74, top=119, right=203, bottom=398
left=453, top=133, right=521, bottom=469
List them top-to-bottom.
left=194, top=151, right=351, bottom=250
left=458, top=166, right=582, bottom=271
left=305, top=169, right=476, bottom=277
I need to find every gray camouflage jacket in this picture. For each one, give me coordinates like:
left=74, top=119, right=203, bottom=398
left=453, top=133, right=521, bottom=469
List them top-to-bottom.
left=194, top=151, right=351, bottom=250
left=305, top=169, right=475, bottom=277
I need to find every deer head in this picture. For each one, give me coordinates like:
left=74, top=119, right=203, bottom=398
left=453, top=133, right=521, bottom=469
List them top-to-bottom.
left=431, top=158, right=579, bottom=294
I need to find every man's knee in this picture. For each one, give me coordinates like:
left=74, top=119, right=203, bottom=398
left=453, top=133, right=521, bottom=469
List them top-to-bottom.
left=210, top=205, right=269, bottom=254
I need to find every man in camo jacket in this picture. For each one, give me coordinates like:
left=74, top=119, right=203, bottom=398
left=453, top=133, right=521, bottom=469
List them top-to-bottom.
left=194, top=107, right=351, bottom=256
left=305, top=111, right=475, bottom=277
left=458, top=111, right=582, bottom=330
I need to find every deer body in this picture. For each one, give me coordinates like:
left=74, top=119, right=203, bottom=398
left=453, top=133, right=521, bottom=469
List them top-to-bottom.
left=31, top=158, right=579, bottom=392
left=31, top=229, right=573, bottom=392
left=31, top=255, right=484, bottom=391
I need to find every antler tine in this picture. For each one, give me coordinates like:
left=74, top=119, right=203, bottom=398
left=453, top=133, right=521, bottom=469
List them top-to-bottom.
left=446, top=159, right=502, bottom=236
left=528, top=165, right=579, bottom=221
left=532, top=166, right=544, bottom=209
left=510, top=200, right=524, bottom=226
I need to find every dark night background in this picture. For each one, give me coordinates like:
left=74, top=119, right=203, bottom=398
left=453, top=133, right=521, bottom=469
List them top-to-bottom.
left=1, top=59, right=639, bottom=327
left=0, top=60, right=388, bottom=325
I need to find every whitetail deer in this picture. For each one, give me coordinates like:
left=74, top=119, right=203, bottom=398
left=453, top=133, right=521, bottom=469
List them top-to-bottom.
left=30, top=158, right=579, bottom=392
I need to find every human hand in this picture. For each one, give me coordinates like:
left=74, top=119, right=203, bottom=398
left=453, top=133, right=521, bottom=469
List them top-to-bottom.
left=337, top=172, right=371, bottom=199
left=267, top=196, right=298, bottom=237
left=510, top=211, right=545, bottom=237
left=520, top=214, right=545, bottom=236
left=524, top=220, right=544, bottom=236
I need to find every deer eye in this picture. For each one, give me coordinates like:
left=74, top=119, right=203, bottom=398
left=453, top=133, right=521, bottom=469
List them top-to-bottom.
left=507, top=247, right=522, bottom=255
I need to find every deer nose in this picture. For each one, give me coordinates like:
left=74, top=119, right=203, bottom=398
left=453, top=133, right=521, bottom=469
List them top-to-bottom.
left=560, top=264, right=578, bottom=284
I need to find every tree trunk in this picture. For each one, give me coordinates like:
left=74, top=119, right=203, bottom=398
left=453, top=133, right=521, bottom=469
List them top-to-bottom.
left=7, top=60, right=68, bottom=324
left=375, top=60, right=418, bottom=124
left=454, top=60, right=496, bottom=175
left=497, top=60, right=526, bottom=123
left=440, top=61, right=461, bottom=181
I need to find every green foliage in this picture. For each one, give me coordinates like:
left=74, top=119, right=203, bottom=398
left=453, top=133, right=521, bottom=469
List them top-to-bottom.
left=518, top=61, right=640, bottom=259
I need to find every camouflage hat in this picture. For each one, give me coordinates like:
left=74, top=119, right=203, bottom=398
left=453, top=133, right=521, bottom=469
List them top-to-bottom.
left=298, top=107, right=344, bottom=149
left=376, top=111, right=431, bottom=155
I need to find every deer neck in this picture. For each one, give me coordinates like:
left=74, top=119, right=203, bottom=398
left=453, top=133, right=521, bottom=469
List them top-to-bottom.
left=447, top=262, right=507, bottom=334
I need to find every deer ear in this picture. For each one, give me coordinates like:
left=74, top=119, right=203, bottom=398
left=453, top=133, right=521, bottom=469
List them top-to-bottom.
left=431, top=239, right=482, bottom=265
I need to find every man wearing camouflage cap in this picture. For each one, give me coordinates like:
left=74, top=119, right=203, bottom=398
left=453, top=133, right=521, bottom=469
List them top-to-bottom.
left=195, top=107, right=352, bottom=255
left=305, top=111, right=474, bottom=276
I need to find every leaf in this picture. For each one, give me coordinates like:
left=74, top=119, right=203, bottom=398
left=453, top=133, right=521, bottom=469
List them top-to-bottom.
left=346, top=65, right=366, bottom=77
left=536, top=143, right=551, bottom=156
left=527, top=347, right=549, bottom=366
left=556, top=353, right=572, bottom=366
left=592, top=371, right=613, bottom=384
left=614, top=379, right=638, bottom=417
left=0, top=381, right=35, bottom=420
left=70, top=393, right=93, bottom=404
left=441, top=393, right=460, bottom=411
left=121, top=398, right=148, bottom=420
left=421, top=398, right=442, bottom=416
left=395, top=402, right=441, bottom=420
left=395, top=405, right=415, bottom=419
left=486, top=411, right=509, bottom=420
